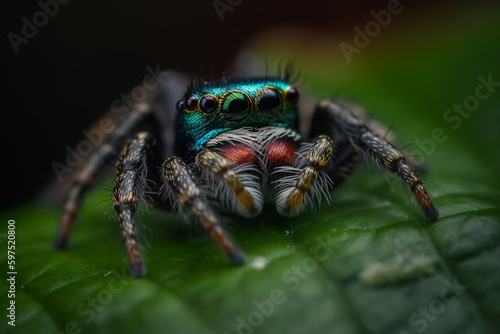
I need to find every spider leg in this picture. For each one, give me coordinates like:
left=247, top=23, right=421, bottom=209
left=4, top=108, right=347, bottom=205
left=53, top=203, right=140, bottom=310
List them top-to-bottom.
left=312, top=99, right=439, bottom=221
left=54, top=104, right=153, bottom=250
left=112, top=131, right=163, bottom=278
left=274, top=135, right=334, bottom=216
left=196, top=149, right=263, bottom=217
left=162, top=157, right=245, bottom=264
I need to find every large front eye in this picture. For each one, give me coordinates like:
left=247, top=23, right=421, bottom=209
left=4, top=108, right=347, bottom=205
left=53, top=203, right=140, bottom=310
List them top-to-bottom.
left=256, top=87, right=283, bottom=119
left=221, top=91, right=252, bottom=122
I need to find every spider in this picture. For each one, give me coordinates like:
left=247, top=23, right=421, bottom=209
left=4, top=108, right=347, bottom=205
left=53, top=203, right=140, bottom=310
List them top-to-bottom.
left=54, top=64, right=439, bottom=278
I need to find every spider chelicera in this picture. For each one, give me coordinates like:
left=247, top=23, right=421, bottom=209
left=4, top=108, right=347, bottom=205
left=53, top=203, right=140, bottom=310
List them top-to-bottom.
left=54, top=65, right=438, bottom=278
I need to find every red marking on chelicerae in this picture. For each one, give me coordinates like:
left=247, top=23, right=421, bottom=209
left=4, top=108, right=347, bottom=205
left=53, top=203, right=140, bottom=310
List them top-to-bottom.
left=266, top=138, right=297, bottom=168
left=219, top=143, right=257, bottom=165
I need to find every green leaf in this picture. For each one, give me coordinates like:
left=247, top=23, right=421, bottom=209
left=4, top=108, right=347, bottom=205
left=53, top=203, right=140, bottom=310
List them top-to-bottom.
left=2, top=6, right=500, bottom=334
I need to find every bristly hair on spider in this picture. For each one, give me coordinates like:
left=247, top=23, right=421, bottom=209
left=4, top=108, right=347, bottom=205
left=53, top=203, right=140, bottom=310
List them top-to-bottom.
left=54, top=59, right=439, bottom=278
left=186, top=59, right=304, bottom=95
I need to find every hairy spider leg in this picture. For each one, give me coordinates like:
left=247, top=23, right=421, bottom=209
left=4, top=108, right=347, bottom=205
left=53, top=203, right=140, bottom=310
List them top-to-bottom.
left=314, top=99, right=439, bottom=221
left=54, top=103, right=153, bottom=250
left=309, top=103, right=374, bottom=186
left=113, top=131, right=162, bottom=278
left=273, top=135, right=334, bottom=216
left=196, top=148, right=264, bottom=217
left=162, top=157, right=245, bottom=264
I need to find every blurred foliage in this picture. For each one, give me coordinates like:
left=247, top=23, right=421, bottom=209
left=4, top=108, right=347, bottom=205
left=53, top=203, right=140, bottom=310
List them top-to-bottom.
left=1, top=4, right=500, bottom=334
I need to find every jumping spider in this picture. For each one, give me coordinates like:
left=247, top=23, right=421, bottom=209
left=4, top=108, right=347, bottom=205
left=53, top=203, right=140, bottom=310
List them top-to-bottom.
left=55, top=65, right=438, bottom=278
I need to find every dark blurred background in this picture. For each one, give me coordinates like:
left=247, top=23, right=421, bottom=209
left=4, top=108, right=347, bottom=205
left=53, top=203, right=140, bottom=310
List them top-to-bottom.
left=0, top=0, right=493, bottom=208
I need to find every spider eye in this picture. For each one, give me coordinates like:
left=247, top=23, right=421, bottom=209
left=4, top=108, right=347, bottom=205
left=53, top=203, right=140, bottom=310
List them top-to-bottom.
left=256, top=87, right=283, bottom=119
left=284, top=87, right=299, bottom=107
left=221, top=91, right=252, bottom=122
left=184, top=95, right=199, bottom=112
left=199, top=95, right=218, bottom=115
left=176, top=100, right=185, bottom=111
